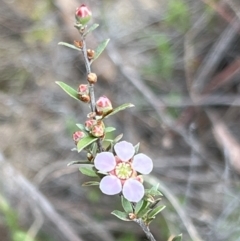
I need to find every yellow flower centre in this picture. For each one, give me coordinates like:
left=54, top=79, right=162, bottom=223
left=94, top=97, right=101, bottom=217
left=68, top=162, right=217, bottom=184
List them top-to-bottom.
left=115, top=162, right=133, bottom=179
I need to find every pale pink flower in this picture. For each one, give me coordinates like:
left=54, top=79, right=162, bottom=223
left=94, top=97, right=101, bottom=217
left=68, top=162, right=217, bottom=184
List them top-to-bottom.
left=94, top=141, right=153, bottom=202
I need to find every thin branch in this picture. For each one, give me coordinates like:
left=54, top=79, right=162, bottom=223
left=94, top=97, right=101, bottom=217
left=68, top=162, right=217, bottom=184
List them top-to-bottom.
left=80, top=33, right=103, bottom=152
left=133, top=219, right=157, bottom=241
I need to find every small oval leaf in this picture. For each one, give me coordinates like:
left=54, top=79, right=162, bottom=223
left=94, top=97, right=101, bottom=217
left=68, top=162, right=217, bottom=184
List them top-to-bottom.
left=84, top=23, right=99, bottom=36
left=93, top=39, right=110, bottom=61
left=58, top=42, right=82, bottom=51
left=55, top=81, right=79, bottom=101
left=105, top=103, right=134, bottom=118
left=76, top=123, right=85, bottom=131
left=105, top=127, right=116, bottom=133
left=113, top=134, right=123, bottom=143
left=77, top=136, right=98, bottom=153
left=134, top=143, right=140, bottom=154
left=67, top=160, right=90, bottom=166
left=79, top=166, right=98, bottom=177
left=82, top=181, right=99, bottom=186
left=121, top=196, right=133, bottom=214
left=134, top=199, right=144, bottom=214
left=136, top=200, right=151, bottom=218
left=148, top=205, right=166, bottom=219
left=111, top=210, right=131, bottom=221
left=172, top=234, right=182, bottom=241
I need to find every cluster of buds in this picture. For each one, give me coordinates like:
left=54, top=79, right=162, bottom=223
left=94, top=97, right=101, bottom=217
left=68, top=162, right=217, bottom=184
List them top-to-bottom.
left=85, top=119, right=105, bottom=137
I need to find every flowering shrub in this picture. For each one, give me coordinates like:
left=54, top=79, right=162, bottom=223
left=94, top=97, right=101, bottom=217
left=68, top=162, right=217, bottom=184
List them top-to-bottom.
left=57, top=4, right=182, bottom=241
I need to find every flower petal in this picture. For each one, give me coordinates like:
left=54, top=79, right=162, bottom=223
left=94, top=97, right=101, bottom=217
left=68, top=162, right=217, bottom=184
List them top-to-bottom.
left=114, top=141, right=135, bottom=162
left=94, top=152, right=116, bottom=172
left=132, top=153, right=153, bottom=174
left=99, top=176, right=122, bottom=195
left=122, top=179, right=144, bottom=202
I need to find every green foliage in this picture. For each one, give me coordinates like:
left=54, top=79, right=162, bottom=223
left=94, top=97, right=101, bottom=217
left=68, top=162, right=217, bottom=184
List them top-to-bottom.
left=165, top=0, right=190, bottom=32
left=84, top=23, right=99, bottom=36
left=143, top=35, right=174, bottom=79
left=92, top=39, right=110, bottom=62
left=58, top=42, right=82, bottom=52
left=55, top=81, right=79, bottom=101
left=104, top=103, right=134, bottom=119
left=76, top=123, right=85, bottom=131
left=105, top=127, right=116, bottom=133
left=77, top=136, right=98, bottom=153
left=134, top=143, right=140, bottom=154
left=67, top=160, right=90, bottom=166
left=79, top=165, right=98, bottom=177
left=82, top=181, right=100, bottom=186
left=145, top=184, right=163, bottom=196
left=0, top=195, right=38, bottom=241
left=121, top=196, right=133, bottom=213
left=134, top=200, right=144, bottom=214
left=148, top=205, right=166, bottom=219
left=111, top=210, right=131, bottom=221
left=13, top=231, right=35, bottom=241
left=117, top=233, right=137, bottom=241
left=172, top=234, right=182, bottom=241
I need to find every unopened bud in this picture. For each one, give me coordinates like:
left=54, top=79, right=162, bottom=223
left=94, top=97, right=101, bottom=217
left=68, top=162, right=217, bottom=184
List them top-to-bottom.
left=75, top=4, right=92, bottom=25
left=74, top=40, right=83, bottom=49
left=87, top=49, right=95, bottom=59
left=87, top=73, right=97, bottom=84
left=78, top=84, right=89, bottom=95
left=79, top=94, right=90, bottom=103
left=96, top=96, right=113, bottom=115
left=85, top=119, right=97, bottom=131
left=90, top=121, right=105, bottom=137
left=72, top=131, right=86, bottom=144
left=87, top=153, right=94, bottom=162
left=128, top=213, right=137, bottom=220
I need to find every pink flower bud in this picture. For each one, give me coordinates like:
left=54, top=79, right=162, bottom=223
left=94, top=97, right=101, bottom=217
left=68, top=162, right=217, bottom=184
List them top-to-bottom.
left=75, top=4, right=92, bottom=25
left=78, top=84, right=89, bottom=95
left=96, top=96, right=113, bottom=115
left=85, top=119, right=97, bottom=131
left=90, top=122, right=105, bottom=137
left=72, top=131, right=86, bottom=144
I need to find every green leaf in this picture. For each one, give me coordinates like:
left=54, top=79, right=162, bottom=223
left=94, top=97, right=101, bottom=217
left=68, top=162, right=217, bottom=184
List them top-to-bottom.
left=84, top=23, right=99, bottom=36
left=93, top=39, right=110, bottom=61
left=58, top=42, right=82, bottom=51
left=55, top=81, right=79, bottom=101
left=105, top=103, right=134, bottom=118
left=76, top=123, right=85, bottom=131
left=105, top=127, right=116, bottom=133
left=113, top=134, right=123, bottom=143
left=77, top=136, right=98, bottom=153
left=134, top=143, right=140, bottom=154
left=67, top=160, right=90, bottom=166
left=79, top=166, right=98, bottom=177
left=82, top=181, right=99, bottom=186
left=145, top=184, right=163, bottom=196
left=121, top=196, right=133, bottom=213
left=134, top=199, right=144, bottom=214
left=136, top=200, right=151, bottom=218
left=148, top=205, right=166, bottom=219
left=111, top=210, right=131, bottom=221
left=172, top=234, right=182, bottom=241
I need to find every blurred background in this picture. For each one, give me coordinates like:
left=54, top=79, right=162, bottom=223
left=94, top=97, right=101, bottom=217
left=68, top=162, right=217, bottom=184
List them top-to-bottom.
left=1, top=0, right=240, bottom=240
